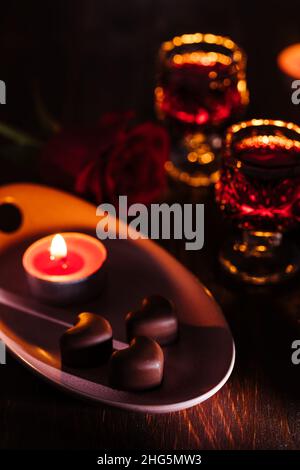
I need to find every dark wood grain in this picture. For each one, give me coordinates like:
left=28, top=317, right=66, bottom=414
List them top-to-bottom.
left=0, top=0, right=300, bottom=450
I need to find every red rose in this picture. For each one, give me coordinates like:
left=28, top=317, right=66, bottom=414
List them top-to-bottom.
left=40, top=113, right=169, bottom=205
left=104, top=122, right=169, bottom=205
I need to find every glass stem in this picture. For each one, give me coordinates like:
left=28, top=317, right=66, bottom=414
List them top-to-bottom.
left=242, top=231, right=282, bottom=257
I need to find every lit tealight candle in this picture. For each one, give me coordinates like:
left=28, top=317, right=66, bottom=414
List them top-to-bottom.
left=22, top=233, right=107, bottom=305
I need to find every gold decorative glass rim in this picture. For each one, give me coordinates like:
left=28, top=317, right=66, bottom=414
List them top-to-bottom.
left=159, top=32, right=247, bottom=70
left=225, top=118, right=300, bottom=147
left=164, top=161, right=220, bottom=187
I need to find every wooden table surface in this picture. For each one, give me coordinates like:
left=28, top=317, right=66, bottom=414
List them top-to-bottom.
left=0, top=0, right=300, bottom=450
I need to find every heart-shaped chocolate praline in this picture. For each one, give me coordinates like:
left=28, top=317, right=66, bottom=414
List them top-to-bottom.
left=125, top=295, right=178, bottom=346
left=60, top=312, right=112, bottom=368
left=109, top=336, right=164, bottom=391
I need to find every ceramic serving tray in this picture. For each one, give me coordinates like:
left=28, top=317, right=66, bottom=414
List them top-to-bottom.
left=0, top=183, right=235, bottom=413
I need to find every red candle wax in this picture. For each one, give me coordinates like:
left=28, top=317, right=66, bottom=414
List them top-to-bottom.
left=33, top=250, right=84, bottom=276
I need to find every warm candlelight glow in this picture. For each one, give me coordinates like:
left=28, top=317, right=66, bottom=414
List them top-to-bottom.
left=278, top=43, right=300, bottom=79
left=235, top=134, right=300, bottom=152
left=50, top=234, right=67, bottom=260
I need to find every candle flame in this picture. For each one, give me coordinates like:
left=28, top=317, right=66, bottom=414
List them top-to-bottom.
left=50, top=234, right=67, bottom=260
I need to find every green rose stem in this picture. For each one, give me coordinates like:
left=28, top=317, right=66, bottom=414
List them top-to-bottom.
left=33, top=87, right=61, bottom=135
left=0, top=121, right=42, bottom=148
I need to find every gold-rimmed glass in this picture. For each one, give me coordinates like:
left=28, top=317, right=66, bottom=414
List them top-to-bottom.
left=155, top=33, right=248, bottom=187
left=216, top=119, right=300, bottom=284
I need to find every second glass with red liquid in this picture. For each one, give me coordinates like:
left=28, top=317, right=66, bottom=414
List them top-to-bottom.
left=216, top=119, right=300, bottom=284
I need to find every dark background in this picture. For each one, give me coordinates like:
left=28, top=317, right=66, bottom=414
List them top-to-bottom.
left=0, top=0, right=300, bottom=450
left=0, top=0, right=300, bottom=131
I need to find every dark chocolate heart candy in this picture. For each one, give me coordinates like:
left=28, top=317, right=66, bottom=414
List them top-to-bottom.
left=126, top=295, right=178, bottom=346
left=60, top=312, right=112, bottom=368
left=109, top=336, right=164, bottom=391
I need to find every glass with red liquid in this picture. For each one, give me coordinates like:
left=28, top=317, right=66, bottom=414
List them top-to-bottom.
left=155, top=33, right=248, bottom=187
left=216, top=119, right=300, bottom=284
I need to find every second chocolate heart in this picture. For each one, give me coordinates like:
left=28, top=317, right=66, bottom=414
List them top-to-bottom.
left=125, top=295, right=178, bottom=346
left=109, top=336, right=164, bottom=391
